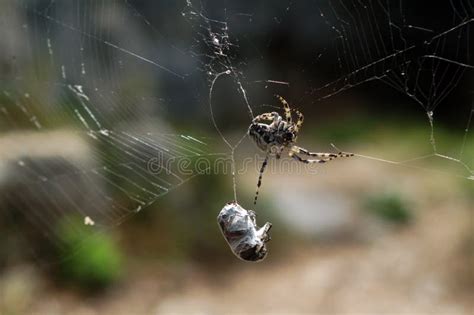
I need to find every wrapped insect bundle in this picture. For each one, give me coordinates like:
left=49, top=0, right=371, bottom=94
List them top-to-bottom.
left=217, top=202, right=272, bottom=262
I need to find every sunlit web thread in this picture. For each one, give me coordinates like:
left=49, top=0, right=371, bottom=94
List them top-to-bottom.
left=15, top=0, right=256, bottom=212
left=183, top=0, right=257, bottom=203
left=183, top=0, right=256, bottom=120
left=309, top=1, right=473, bottom=177
left=21, top=2, right=185, bottom=80
left=314, top=2, right=473, bottom=111
left=314, top=15, right=473, bottom=103
left=209, top=70, right=253, bottom=202
left=1, top=83, right=219, bottom=228
left=459, top=102, right=474, bottom=160
left=0, top=105, right=224, bottom=269
left=330, top=144, right=474, bottom=181
left=354, top=153, right=473, bottom=180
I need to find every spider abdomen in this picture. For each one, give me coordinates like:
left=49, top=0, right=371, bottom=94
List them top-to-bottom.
left=248, top=122, right=294, bottom=154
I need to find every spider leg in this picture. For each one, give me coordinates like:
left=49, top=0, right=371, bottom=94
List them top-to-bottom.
left=275, top=94, right=292, bottom=124
left=294, top=110, right=304, bottom=134
left=292, top=145, right=354, bottom=158
left=289, top=146, right=354, bottom=163
left=289, top=151, right=330, bottom=164
left=254, top=154, right=269, bottom=205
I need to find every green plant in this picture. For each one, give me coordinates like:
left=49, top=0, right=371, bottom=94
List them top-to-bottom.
left=363, top=192, right=413, bottom=225
left=56, top=217, right=123, bottom=289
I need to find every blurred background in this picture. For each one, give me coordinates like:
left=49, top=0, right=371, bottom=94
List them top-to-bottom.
left=0, top=0, right=473, bottom=314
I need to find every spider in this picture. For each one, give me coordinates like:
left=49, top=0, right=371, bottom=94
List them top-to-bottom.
left=248, top=95, right=354, bottom=205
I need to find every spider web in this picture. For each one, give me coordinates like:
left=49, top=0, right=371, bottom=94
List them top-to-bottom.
left=0, top=0, right=472, bottom=265
left=0, top=0, right=226, bottom=264
left=182, top=0, right=474, bottom=198
left=312, top=0, right=474, bottom=178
